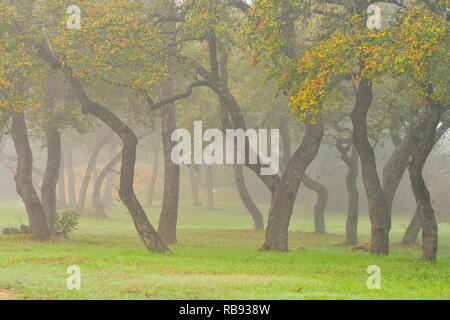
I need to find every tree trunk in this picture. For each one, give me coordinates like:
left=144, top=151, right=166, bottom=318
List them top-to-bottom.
left=37, top=45, right=169, bottom=252
left=41, top=75, right=61, bottom=232
left=351, top=78, right=390, bottom=255
left=158, top=83, right=180, bottom=245
left=408, top=98, right=442, bottom=261
left=12, top=111, right=50, bottom=240
left=261, top=117, right=324, bottom=251
left=75, top=134, right=110, bottom=214
left=147, top=135, right=160, bottom=206
left=336, top=140, right=360, bottom=246
left=57, top=148, right=66, bottom=207
left=65, top=148, right=77, bottom=208
left=93, top=151, right=122, bottom=218
left=205, top=165, right=215, bottom=210
left=234, top=165, right=264, bottom=230
left=189, top=167, right=202, bottom=207
left=103, top=171, right=115, bottom=209
left=303, top=173, right=328, bottom=234
left=402, top=211, right=421, bottom=245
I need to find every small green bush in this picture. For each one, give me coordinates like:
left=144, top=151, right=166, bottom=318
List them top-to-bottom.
left=55, top=210, right=79, bottom=238
left=20, top=225, right=30, bottom=234
left=2, top=228, right=10, bottom=235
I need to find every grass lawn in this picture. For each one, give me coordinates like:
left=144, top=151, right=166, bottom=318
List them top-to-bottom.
left=0, top=201, right=448, bottom=300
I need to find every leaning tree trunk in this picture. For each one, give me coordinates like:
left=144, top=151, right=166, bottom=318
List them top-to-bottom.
left=37, top=44, right=169, bottom=252
left=41, top=75, right=61, bottom=232
left=351, top=78, right=390, bottom=255
left=408, top=98, right=442, bottom=261
left=12, top=111, right=50, bottom=240
left=262, top=116, right=324, bottom=251
left=75, top=134, right=110, bottom=214
left=147, top=135, right=160, bottom=206
left=57, top=147, right=66, bottom=207
left=65, top=148, right=77, bottom=208
left=92, top=151, right=122, bottom=218
left=205, top=165, right=215, bottom=210
left=234, top=165, right=264, bottom=230
left=189, top=167, right=202, bottom=207
left=303, top=173, right=328, bottom=234
left=402, top=210, right=421, bottom=245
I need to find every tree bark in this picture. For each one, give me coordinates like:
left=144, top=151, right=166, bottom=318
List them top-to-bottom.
left=37, top=45, right=169, bottom=252
left=41, top=75, right=61, bottom=232
left=408, top=96, right=442, bottom=261
left=12, top=111, right=50, bottom=240
left=75, top=134, right=110, bottom=214
left=147, top=135, right=160, bottom=206
left=65, top=148, right=77, bottom=208
left=92, top=151, right=122, bottom=218
left=205, top=165, right=215, bottom=210
left=234, top=165, right=264, bottom=230
left=189, top=167, right=202, bottom=207
left=103, top=170, right=115, bottom=209
left=303, top=173, right=328, bottom=234
left=402, top=210, right=421, bottom=245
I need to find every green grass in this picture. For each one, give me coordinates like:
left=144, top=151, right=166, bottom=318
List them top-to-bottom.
left=0, top=201, right=448, bottom=300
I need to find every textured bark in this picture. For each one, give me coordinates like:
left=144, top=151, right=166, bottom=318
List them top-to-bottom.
left=37, top=44, right=169, bottom=252
left=41, top=75, right=61, bottom=232
left=158, top=82, right=180, bottom=245
left=408, top=98, right=442, bottom=261
left=12, top=111, right=50, bottom=240
left=261, top=117, right=324, bottom=251
left=75, top=134, right=110, bottom=214
left=147, top=135, right=160, bottom=206
left=336, top=140, right=360, bottom=246
left=57, top=148, right=66, bottom=207
left=65, top=148, right=77, bottom=208
left=93, top=151, right=122, bottom=218
left=205, top=165, right=215, bottom=210
left=234, top=165, right=264, bottom=230
left=189, top=167, right=202, bottom=207
left=303, top=174, right=328, bottom=234
left=402, top=211, right=421, bottom=245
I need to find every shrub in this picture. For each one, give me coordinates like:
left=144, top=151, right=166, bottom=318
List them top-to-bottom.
left=55, top=210, right=79, bottom=238
left=20, top=225, right=30, bottom=234
left=2, top=228, right=10, bottom=235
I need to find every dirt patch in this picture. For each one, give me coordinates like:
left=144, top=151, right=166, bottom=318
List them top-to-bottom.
left=0, top=290, right=20, bottom=300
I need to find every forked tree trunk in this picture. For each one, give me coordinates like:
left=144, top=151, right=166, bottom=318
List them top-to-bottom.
left=37, top=45, right=169, bottom=252
left=41, top=75, right=61, bottom=232
left=158, top=83, right=180, bottom=244
left=408, top=98, right=442, bottom=261
left=12, top=111, right=50, bottom=240
left=261, top=117, right=324, bottom=251
left=75, top=134, right=110, bottom=214
left=147, top=135, right=160, bottom=206
left=336, top=140, right=359, bottom=246
left=57, top=148, right=66, bottom=207
left=65, top=148, right=77, bottom=208
left=93, top=151, right=122, bottom=218
left=205, top=165, right=215, bottom=210
left=234, top=165, right=264, bottom=230
left=189, top=167, right=202, bottom=207
left=303, top=173, right=328, bottom=234
left=402, top=211, right=421, bottom=245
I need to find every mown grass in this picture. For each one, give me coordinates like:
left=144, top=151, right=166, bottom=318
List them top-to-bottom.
left=0, top=201, right=448, bottom=300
